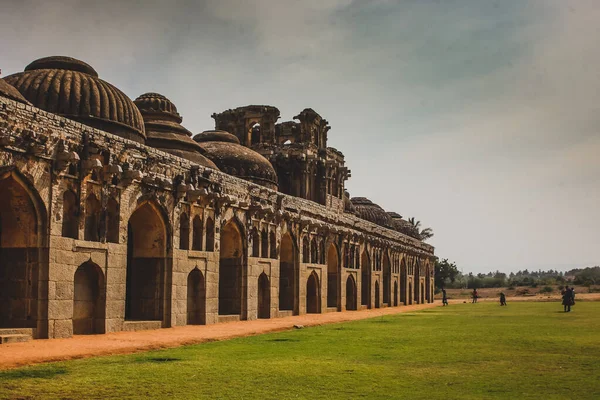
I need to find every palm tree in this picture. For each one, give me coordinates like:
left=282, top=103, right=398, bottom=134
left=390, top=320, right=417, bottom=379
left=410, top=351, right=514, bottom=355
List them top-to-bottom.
left=408, top=217, right=434, bottom=241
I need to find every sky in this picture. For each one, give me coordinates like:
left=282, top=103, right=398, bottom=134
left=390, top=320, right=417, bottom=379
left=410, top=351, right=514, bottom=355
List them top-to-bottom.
left=1, top=0, right=598, bottom=274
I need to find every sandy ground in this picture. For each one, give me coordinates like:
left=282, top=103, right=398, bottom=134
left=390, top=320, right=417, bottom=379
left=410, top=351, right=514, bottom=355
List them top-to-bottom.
left=0, top=303, right=440, bottom=371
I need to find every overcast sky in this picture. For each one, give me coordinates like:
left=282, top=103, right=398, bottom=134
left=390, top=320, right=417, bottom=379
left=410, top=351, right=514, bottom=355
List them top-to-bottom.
left=1, top=0, right=598, bottom=274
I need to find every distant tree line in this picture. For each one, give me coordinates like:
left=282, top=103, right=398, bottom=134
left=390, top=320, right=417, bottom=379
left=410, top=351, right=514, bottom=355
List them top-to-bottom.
left=435, top=261, right=599, bottom=289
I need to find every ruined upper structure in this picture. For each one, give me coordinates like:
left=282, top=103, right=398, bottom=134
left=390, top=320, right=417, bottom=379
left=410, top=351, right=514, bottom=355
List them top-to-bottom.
left=0, top=56, right=435, bottom=341
left=212, top=106, right=350, bottom=209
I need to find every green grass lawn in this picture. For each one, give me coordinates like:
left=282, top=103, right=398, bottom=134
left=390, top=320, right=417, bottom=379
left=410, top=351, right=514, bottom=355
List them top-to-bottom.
left=1, top=302, right=599, bottom=400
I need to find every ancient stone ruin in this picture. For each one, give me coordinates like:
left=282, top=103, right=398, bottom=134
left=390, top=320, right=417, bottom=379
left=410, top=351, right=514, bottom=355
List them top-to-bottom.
left=0, top=56, right=435, bottom=342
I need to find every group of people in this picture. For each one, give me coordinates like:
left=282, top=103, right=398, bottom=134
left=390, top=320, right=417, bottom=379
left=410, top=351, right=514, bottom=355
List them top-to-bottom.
left=439, top=286, right=575, bottom=311
left=561, top=286, right=576, bottom=312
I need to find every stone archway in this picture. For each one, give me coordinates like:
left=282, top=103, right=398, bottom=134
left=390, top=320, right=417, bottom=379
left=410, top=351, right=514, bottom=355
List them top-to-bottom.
left=0, top=171, right=46, bottom=331
left=84, top=194, right=101, bottom=242
left=125, top=201, right=168, bottom=322
left=219, top=220, right=244, bottom=316
left=279, top=233, right=296, bottom=312
left=326, top=243, right=339, bottom=309
left=361, top=251, right=369, bottom=307
left=383, top=252, right=391, bottom=305
left=400, top=259, right=407, bottom=305
left=73, top=261, right=105, bottom=334
left=187, top=268, right=205, bottom=325
left=306, top=271, right=320, bottom=314
left=257, top=273, right=270, bottom=319
left=345, top=275, right=357, bottom=311
left=374, top=281, right=380, bottom=308
left=394, top=281, right=398, bottom=306
left=408, top=281, right=413, bottom=305
left=421, top=281, right=425, bottom=304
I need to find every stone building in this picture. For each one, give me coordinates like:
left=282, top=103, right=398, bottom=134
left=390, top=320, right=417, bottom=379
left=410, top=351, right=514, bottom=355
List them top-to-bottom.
left=0, top=56, right=435, bottom=341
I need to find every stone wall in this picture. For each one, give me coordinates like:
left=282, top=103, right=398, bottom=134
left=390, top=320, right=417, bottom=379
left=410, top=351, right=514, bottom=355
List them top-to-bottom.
left=0, top=96, right=436, bottom=339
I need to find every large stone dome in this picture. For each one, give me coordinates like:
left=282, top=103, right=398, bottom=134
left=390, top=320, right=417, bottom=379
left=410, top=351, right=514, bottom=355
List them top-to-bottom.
left=4, top=56, right=145, bottom=143
left=0, top=78, right=30, bottom=104
left=134, top=93, right=218, bottom=170
left=194, top=130, right=278, bottom=190
left=350, top=197, right=393, bottom=228
left=387, top=211, right=420, bottom=239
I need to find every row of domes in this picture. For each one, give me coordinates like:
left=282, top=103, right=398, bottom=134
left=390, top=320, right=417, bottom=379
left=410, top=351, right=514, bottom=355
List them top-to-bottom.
left=1, top=56, right=277, bottom=190
left=349, top=197, right=420, bottom=239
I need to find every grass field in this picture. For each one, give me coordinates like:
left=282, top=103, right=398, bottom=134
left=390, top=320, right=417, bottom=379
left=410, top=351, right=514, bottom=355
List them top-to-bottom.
left=1, top=302, right=599, bottom=400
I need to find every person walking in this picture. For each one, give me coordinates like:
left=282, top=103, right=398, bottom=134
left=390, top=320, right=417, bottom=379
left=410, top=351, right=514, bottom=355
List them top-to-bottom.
left=442, top=288, right=448, bottom=306
left=472, top=288, right=478, bottom=303
left=499, top=292, right=507, bottom=306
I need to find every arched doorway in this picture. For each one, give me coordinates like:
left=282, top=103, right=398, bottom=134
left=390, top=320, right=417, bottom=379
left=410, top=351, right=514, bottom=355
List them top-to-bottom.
left=0, top=171, right=46, bottom=330
left=125, top=201, right=168, bottom=322
left=219, top=220, right=244, bottom=316
left=279, top=233, right=296, bottom=312
left=327, top=244, right=339, bottom=309
left=361, top=251, right=369, bottom=307
left=383, top=252, right=391, bottom=305
left=400, top=259, right=407, bottom=305
left=73, top=261, right=105, bottom=334
left=414, top=261, right=421, bottom=304
left=426, top=266, right=432, bottom=303
left=187, top=268, right=205, bottom=325
left=306, top=272, right=320, bottom=313
left=258, top=273, right=270, bottom=319
left=345, top=275, right=357, bottom=311
left=374, top=281, right=380, bottom=308
left=394, top=281, right=398, bottom=306
left=408, top=281, right=413, bottom=305
left=421, top=282, right=425, bottom=304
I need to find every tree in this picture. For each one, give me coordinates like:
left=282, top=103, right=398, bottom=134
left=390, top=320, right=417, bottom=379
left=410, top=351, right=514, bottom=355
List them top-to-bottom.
left=408, top=217, right=434, bottom=241
left=435, top=258, right=459, bottom=289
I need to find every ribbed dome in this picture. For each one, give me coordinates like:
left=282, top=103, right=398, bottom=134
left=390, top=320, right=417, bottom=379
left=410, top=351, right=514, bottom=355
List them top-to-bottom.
left=4, top=56, right=145, bottom=143
left=0, top=78, right=30, bottom=104
left=134, top=93, right=218, bottom=170
left=194, top=130, right=278, bottom=190
left=350, top=197, right=393, bottom=228
left=387, top=212, right=420, bottom=239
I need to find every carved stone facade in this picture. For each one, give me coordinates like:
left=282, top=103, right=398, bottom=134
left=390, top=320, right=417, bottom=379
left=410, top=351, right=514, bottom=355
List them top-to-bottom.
left=0, top=57, right=435, bottom=340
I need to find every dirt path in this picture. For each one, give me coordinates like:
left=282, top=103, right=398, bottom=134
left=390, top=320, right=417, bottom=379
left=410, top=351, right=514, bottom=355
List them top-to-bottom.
left=0, top=303, right=440, bottom=370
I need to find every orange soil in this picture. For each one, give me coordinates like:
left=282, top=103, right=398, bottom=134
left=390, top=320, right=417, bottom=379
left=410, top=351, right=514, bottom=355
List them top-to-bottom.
left=0, top=303, right=439, bottom=371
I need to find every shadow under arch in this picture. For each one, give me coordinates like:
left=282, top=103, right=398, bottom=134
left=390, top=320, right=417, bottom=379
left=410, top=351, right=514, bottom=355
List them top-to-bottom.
left=0, top=167, right=48, bottom=334
left=125, top=199, right=170, bottom=323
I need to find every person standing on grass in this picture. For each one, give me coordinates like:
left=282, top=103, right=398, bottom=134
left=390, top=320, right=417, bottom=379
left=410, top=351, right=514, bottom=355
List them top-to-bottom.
left=562, top=286, right=573, bottom=312
left=442, top=288, right=448, bottom=306
left=472, top=288, right=478, bottom=303
left=499, top=292, right=507, bottom=306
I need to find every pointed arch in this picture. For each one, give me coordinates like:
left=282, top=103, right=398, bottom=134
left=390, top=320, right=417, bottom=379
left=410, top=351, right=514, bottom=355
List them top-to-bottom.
left=0, top=169, right=47, bottom=330
left=62, top=190, right=79, bottom=239
left=84, top=193, right=101, bottom=242
left=106, top=197, right=120, bottom=244
left=125, top=200, right=168, bottom=321
left=179, top=212, right=190, bottom=250
left=192, top=215, right=203, bottom=251
left=205, top=216, right=215, bottom=252
left=219, top=219, right=244, bottom=316
left=251, top=228, right=260, bottom=257
left=260, top=228, right=268, bottom=258
left=269, top=231, right=277, bottom=259
left=279, top=232, right=296, bottom=311
left=302, top=236, right=309, bottom=263
left=310, top=237, right=318, bottom=264
left=319, top=239, right=325, bottom=264
left=327, top=243, right=339, bottom=309
left=361, top=250, right=370, bottom=307
left=383, top=251, right=391, bottom=305
left=73, top=261, right=105, bottom=334
left=187, top=268, right=205, bottom=325
left=306, top=271, right=320, bottom=313
left=257, top=272, right=270, bottom=319
left=345, top=275, right=357, bottom=311
left=374, top=280, right=380, bottom=308
left=394, top=280, right=399, bottom=306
